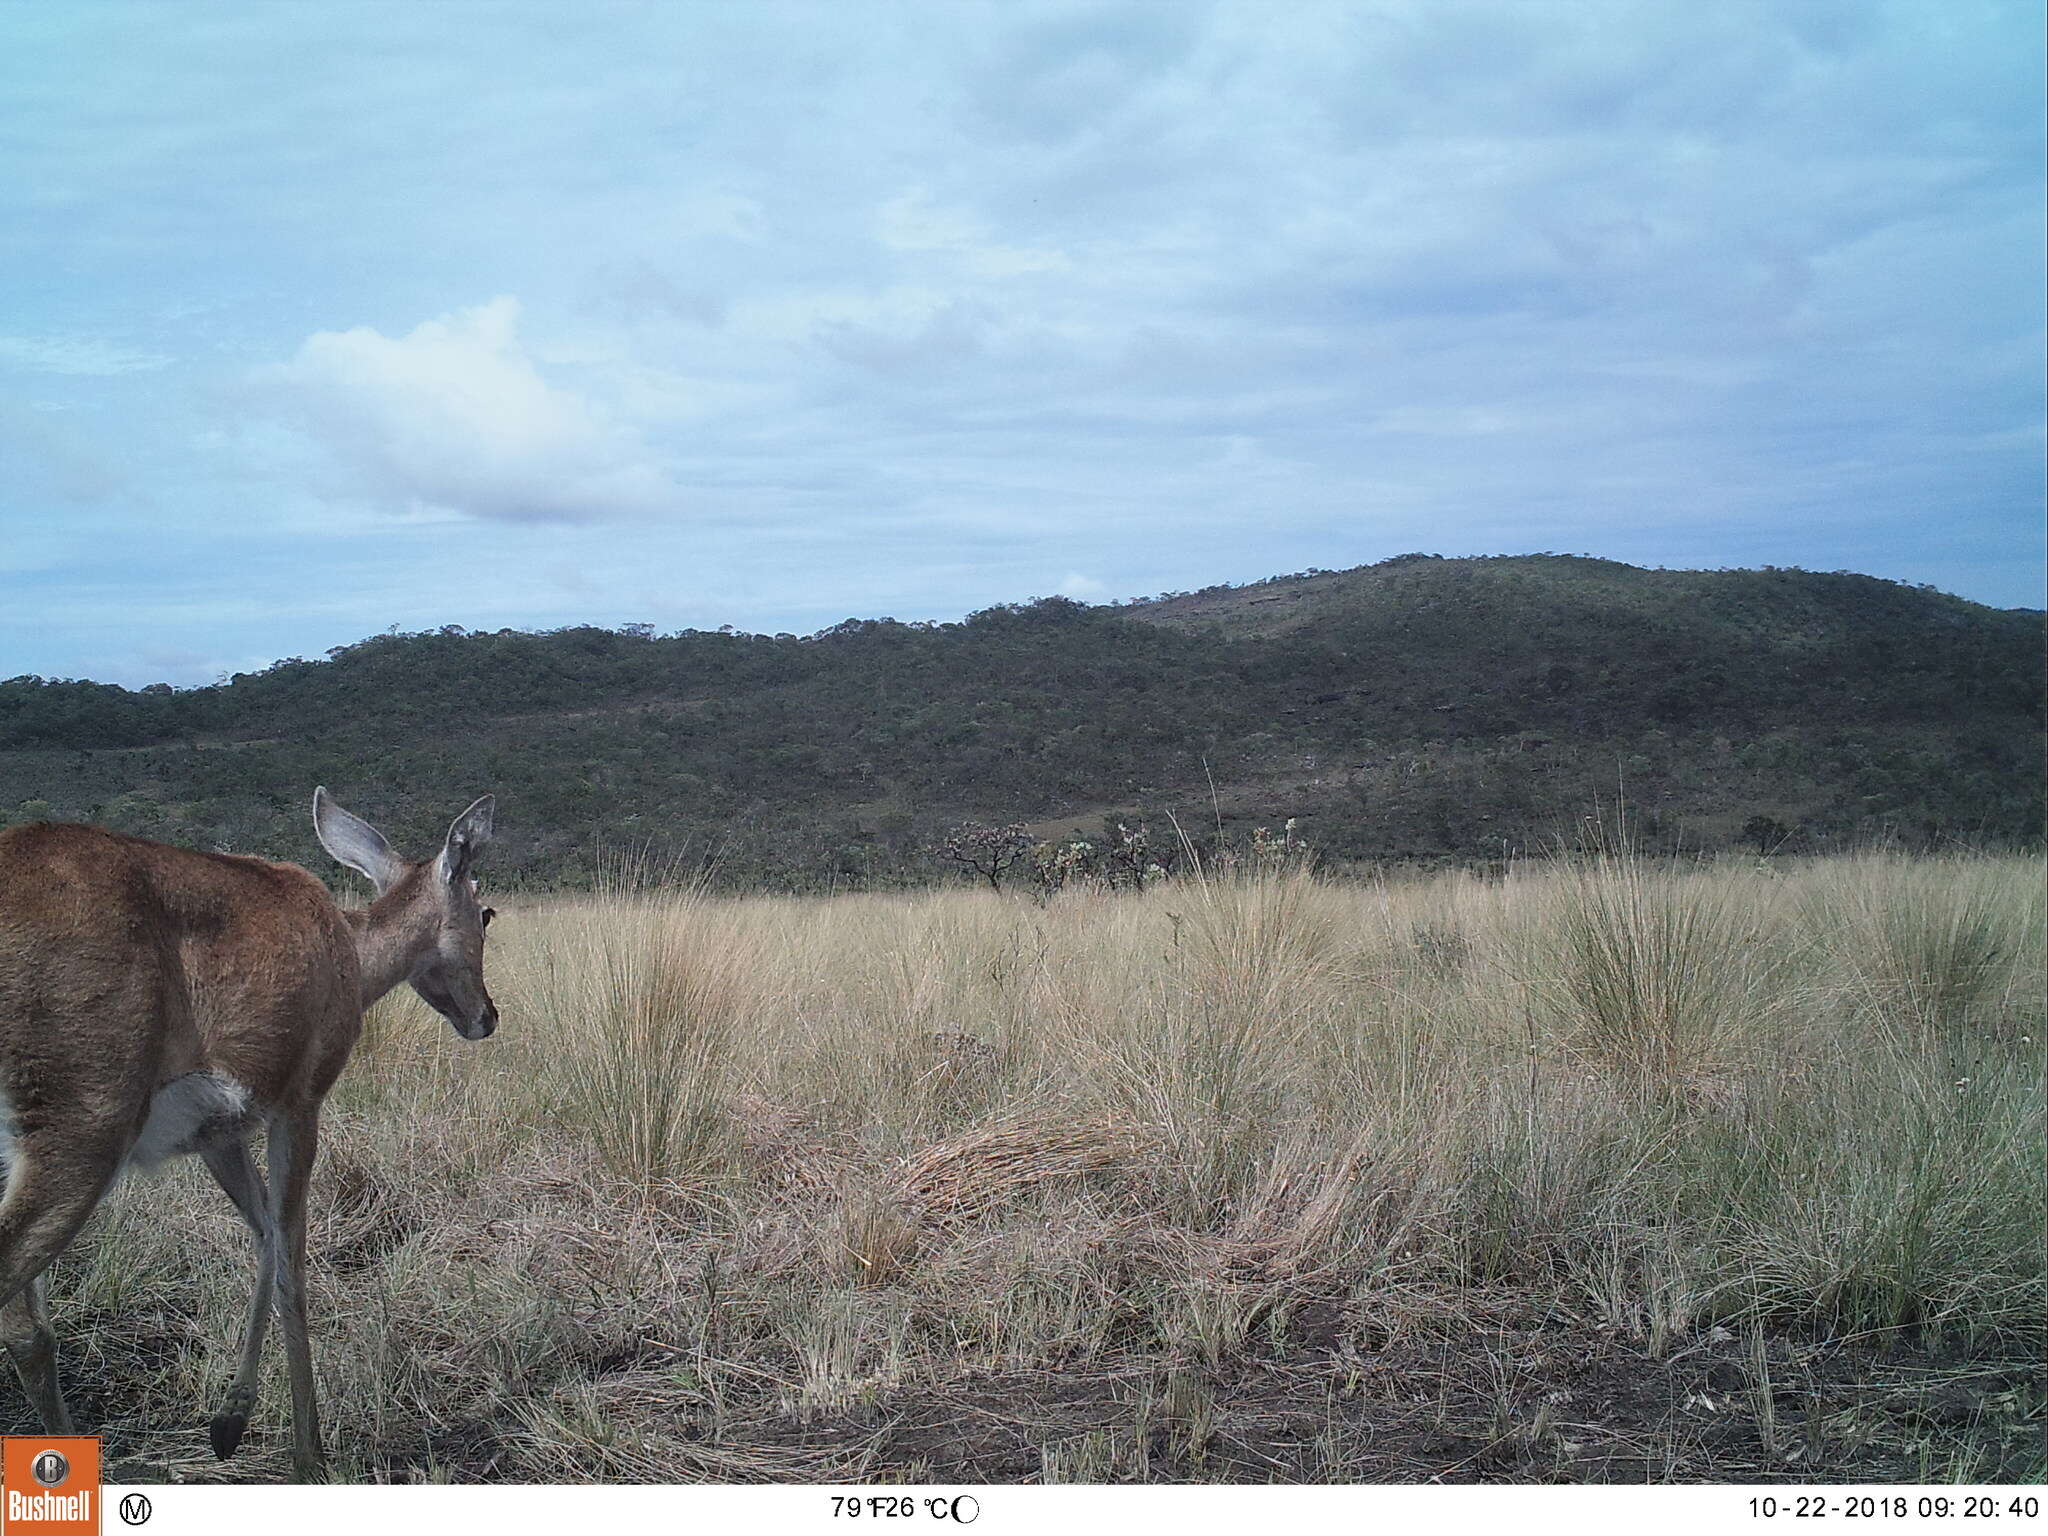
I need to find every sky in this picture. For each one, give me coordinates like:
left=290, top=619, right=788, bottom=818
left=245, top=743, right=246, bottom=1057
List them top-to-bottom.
left=1, top=0, right=2041, bottom=688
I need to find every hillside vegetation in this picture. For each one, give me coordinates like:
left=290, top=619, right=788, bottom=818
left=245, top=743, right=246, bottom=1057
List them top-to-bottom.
left=0, top=555, right=2038, bottom=888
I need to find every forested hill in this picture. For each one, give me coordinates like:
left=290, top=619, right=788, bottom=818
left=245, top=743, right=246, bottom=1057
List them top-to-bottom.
left=1, top=555, right=2040, bottom=889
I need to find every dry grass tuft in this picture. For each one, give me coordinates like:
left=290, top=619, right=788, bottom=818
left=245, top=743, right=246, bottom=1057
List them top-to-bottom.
left=892, top=1107, right=1157, bottom=1221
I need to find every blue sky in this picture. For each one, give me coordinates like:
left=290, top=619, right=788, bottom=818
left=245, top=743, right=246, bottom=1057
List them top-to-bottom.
left=2, top=0, right=2041, bottom=688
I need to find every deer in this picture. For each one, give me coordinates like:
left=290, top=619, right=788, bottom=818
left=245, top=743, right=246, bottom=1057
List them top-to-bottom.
left=0, top=787, right=499, bottom=1479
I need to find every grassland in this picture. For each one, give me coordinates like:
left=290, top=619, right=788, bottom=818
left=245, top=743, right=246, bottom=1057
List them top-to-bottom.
left=40, top=850, right=2048, bottom=1483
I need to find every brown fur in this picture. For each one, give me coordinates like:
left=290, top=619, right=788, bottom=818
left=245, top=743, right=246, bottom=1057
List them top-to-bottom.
left=0, top=793, right=495, bottom=1478
left=0, top=824, right=363, bottom=1137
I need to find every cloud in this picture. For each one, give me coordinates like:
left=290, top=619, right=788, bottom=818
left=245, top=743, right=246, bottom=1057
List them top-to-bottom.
left=0, top=0, right=2039, bottom=690
left=965, top=4, right=1203, bottom=145
left=877, top=189, right=1072, bottom=277
left=588, top=262, right=729, bottom=327
left=263, top=297, right=675, bottom=523
left=815, top=297, right=989, bottom=377
left=0, top=335, right=172, bottom=376
left=0, top=398, right=122, bottom=501
left=1056, top=571, right=1107, bottom=598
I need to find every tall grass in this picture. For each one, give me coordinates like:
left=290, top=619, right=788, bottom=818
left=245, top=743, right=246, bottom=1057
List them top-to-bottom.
left=56, top=848, right=2046, bottom=1482
left=1531, top=849, right=1789, bottom=1096
left=524, top=867, right=759, bottom=1188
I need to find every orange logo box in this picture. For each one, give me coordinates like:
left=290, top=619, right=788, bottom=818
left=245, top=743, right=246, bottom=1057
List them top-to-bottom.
left=1, top=1438, right=99, bottom=1536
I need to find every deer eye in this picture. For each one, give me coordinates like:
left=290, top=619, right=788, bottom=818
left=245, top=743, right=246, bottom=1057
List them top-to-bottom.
left=481, top=907, right=496, bottom=929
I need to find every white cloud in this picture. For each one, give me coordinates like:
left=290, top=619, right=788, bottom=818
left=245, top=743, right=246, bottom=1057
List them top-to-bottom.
left=877, top=189, right=1071, bottom=277
left=264, top=297, right=675, bottom=523
left=0, top=335, right=173, bottom=375
left=1056, top=571, right=1106, bottom=598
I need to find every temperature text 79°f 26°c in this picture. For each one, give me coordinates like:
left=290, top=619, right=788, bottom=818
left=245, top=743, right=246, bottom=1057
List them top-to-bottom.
left=829, top=1494, right=980, bottom=1523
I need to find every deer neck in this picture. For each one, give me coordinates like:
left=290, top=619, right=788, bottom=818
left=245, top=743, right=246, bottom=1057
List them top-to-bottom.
left=344, top=867, right=439, bottom=1006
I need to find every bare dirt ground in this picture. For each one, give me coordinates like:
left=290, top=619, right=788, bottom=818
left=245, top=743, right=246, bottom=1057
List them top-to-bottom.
left=79, top=1282, right=2044, bottom=1485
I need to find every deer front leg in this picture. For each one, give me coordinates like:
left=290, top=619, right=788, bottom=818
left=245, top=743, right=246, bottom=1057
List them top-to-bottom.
left=267, top=1110, right=325, bottom=1480
left=199, top=1136, right=275, bottom=1459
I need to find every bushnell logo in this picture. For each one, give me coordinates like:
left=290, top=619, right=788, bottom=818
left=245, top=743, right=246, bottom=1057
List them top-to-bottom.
left=2, top=1436, right=99, bottom=1533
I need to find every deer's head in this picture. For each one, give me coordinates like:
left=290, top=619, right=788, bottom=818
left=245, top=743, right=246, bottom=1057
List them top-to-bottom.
left=313, top=788, right=500, bottom=1040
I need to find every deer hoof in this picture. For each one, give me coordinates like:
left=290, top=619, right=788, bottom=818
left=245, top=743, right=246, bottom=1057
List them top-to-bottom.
left=209, top=1411, right=248, bottom=1459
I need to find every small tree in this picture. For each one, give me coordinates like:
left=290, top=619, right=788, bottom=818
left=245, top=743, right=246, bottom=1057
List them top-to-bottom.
left=1741, top=814, right=1792, bottom=855
left=1207, top=817, right=1315, bottom=875
left=934, top=821, right=1033, bottom=891
left=1104, top=821, right=1178, bottom=891
left=1028, top=838, right=1099, bottom=898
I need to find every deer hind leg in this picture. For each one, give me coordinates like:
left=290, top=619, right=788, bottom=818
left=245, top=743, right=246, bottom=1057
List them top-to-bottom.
left=0, top=1134, right=125, bottom=1433
left=199, top=1135, right=275, bottom=1460
left=2, top=1276, right=70, bottom=1433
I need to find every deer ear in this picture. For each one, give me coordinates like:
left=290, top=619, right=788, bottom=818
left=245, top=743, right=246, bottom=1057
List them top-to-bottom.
left=313, top=787, right=407, bottom=895
left=440, top=795, right=495, bottom=884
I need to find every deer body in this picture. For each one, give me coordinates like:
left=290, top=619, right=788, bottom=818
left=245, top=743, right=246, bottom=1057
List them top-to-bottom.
left=0, top=790, right=496, bottom=1478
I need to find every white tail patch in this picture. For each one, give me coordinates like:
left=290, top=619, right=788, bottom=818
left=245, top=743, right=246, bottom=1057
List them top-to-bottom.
left=128, top=1072, right=252, bottom=1172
